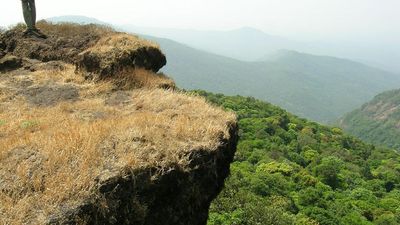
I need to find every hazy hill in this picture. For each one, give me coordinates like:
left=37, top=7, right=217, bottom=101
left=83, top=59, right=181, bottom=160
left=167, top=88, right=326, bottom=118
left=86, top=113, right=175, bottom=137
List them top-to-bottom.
left=46, top=15, right=109, bottom=25
left=121, top=25, right=304, bottom=62
left=121, top=25, right=400, bottom=74
left=149, top=35, right=400, bottom=122
left=340, top=89, right=400, bottom=150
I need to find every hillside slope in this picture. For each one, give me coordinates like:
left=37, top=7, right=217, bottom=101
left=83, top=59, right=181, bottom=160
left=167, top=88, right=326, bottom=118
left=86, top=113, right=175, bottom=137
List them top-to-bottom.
left=0, top=23, right=238, bottom=225
left=149, top=36, right=400, bottom=122
left=340, top=89, right=400, bottom=150
left=195, top=91, right=400, bottom=225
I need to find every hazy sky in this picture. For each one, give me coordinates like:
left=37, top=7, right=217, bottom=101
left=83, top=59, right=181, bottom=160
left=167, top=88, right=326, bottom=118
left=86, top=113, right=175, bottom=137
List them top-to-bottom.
left=1, top=0, right=399, bottom=43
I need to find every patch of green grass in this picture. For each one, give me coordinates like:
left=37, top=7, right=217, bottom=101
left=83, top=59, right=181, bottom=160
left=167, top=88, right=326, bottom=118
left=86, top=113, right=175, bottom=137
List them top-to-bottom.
left=20, top=120, right=39, bottom=129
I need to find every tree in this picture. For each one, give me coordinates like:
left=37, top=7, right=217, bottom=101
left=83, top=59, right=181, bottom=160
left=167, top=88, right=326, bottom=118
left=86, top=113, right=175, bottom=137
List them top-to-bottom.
left=315, top=156, right=344, bottom=189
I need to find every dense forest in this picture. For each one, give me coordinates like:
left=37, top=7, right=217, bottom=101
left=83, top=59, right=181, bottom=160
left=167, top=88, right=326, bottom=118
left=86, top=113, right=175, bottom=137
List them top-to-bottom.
left=340, top=89, right=400, bottom=150
left=193, top=91, right=400, bottom=225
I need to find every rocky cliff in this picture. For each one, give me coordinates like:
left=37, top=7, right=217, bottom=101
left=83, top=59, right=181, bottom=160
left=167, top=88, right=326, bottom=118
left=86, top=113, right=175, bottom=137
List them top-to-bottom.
left=0, top=22, right=238, bottom=225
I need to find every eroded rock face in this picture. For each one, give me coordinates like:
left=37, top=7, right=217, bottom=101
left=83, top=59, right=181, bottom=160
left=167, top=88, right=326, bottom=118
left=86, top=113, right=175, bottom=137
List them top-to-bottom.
left=0, top=38, right=6, bottom=59
left=0, top=55, right=23, bottom=72
left=48, top=125, right=238, bottom=225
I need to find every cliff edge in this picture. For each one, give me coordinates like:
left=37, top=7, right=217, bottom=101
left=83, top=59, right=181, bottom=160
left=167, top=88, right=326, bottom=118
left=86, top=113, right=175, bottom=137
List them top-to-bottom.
left=0, top=22, right=238, bottom=225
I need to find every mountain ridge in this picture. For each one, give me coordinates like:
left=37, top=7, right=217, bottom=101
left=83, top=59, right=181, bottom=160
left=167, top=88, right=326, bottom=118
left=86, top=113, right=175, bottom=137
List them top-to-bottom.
left=120, top=23, right=305, bottom=62
left=148, top=35, right=400, bottom=123
left=340, top=89, right=400, bottom=150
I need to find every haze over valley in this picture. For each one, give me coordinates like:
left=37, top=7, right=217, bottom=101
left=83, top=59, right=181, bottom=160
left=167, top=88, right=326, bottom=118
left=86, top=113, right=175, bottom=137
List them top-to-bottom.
left=122, top=24, right=400, bottom=74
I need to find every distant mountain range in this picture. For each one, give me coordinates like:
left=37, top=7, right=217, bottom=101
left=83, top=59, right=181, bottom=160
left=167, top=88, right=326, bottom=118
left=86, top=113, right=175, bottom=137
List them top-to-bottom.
left=46, top=15, right=400, bottom=123
left=48, top=15, right=400, bottom=74
left=46, top=16, right=109, bottom=26
left=120, top=24, right=400, bottom=74
left=120, top=25, right=305, bottom=62
left=150, top=37, right=400, bottom=122
left=340, top=89, right=400, bottom=150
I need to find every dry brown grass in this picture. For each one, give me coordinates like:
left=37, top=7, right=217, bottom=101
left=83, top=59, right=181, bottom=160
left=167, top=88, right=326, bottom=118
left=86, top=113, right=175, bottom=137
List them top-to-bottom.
left=36, top=21, right=114, bottom=38
left=85, top=33, right=159, bottom=54
left=0, top=61, right=235, bottom=224
left=30, top=63, right=175, bottom=96
left=32, top=63, right=85, bottom=84
left=112, top=68, right=175, bottom=90
left=0, top=85, right=9, bottom=102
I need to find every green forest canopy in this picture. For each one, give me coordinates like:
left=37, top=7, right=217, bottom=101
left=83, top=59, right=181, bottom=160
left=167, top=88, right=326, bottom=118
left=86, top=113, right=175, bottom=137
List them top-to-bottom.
left=194, top=91, right=400, bottom=225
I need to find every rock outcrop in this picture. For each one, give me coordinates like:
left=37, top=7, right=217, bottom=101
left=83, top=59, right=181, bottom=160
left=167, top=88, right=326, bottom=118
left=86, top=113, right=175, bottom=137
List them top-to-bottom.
left=0, top=22, right=166, bottom=77
left=0, top=23, right=238, bottom=225
left=76, top=34, right=167, bottom=78
left=47, top=129, right=238, bottom=225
